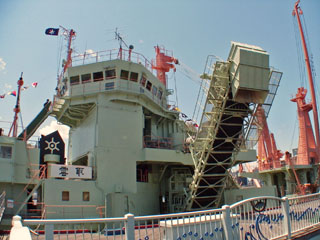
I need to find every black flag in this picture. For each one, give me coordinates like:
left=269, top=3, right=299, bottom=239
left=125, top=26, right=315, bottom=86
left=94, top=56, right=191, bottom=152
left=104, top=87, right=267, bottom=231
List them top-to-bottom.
left=45, top=28, right=59, bottom=36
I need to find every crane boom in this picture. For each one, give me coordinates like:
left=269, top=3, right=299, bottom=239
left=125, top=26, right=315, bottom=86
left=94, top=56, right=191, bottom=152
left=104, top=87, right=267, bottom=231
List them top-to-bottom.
left=293, top=1, right=320, bottom=153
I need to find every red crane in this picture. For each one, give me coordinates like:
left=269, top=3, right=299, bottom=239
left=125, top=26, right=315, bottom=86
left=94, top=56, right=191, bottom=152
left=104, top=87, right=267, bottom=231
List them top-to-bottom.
left=293, top=1, right=320, bottom=159
left=256, top=105, right=283, bottom=171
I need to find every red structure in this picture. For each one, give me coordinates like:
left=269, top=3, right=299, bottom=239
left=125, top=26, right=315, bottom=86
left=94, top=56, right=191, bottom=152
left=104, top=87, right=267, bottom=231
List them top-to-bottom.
left=293, top=1, right=320, bottom=155
left=61, top=27, right=76, bottom=74
left=152, top=46, right=178, bottom=87
left=291, top=88, right=318, bottom=165
left=256, top=106, right=283, bottom=171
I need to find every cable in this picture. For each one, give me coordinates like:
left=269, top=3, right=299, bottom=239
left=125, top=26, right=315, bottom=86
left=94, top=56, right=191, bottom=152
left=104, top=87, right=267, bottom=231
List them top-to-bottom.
left=301, top=13, right=319, bottom=114
left=292, top=16, right=306, bottom=87
left=56, top=34, right=63, bottom=78
left=173, top=72, right=179, bottom=107
left=19, top=112, right=24, bottom=135
left=289, top=116, right=298, bottom=151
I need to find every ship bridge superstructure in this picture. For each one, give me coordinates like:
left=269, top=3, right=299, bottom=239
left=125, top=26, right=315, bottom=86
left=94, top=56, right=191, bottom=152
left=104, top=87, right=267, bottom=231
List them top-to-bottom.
left=48, top=46, right=200, bottom=217
left=52, top=49, right=170, bottom=128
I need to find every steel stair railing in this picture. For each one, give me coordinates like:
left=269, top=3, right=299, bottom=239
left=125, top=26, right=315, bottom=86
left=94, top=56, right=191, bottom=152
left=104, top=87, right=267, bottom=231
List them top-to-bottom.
left=187, top=61, right=233, bottom=210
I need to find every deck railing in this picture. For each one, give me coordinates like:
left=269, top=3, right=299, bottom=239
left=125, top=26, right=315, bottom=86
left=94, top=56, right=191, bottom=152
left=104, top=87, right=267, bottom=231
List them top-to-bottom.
left=72, top=49, right=154, bottom=74
left=0, top=191, right=5, bottom=221
left=18, top=193, right=320, bottom=239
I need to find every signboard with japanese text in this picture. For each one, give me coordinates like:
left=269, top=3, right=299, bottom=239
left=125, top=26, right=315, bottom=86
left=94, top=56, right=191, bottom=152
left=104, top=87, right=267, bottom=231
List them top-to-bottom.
left=49, top=164, right=92, bottom=179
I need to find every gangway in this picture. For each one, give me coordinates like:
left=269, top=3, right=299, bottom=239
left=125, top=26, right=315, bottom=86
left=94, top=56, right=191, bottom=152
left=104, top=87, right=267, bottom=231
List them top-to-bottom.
left=186, top=42, right=273, bottom=210
left=18, top=100, right=52, bottom=140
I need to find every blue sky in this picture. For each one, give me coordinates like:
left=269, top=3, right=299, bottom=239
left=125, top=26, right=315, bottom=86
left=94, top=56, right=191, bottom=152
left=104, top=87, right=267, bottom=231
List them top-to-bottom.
left=0, top=0, right=319, bottom=152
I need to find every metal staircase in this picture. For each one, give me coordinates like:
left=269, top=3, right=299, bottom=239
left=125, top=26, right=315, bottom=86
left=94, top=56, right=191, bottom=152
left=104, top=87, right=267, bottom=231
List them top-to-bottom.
left=186, top=42, right=273, bottom=210
left=187, top=61, right=250, bottom=210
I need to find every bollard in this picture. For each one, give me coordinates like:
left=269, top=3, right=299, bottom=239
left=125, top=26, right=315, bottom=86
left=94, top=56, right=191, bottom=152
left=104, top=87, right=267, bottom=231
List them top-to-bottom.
left=9, top=215, right=32, bottom=240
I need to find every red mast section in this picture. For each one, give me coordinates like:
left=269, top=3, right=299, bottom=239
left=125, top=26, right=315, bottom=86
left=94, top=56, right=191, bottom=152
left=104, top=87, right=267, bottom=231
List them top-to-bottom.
left=293, top=1, right=320, bottom=154
left=56, top=27, right=76, bottom=97
left=60, top=27, right=76, bottom=77
left=152, top=46, right=178, bottom=87
left=8, top=73, right=24, bottom=138
left=291, top=88, right=317, bottom=164
left=257, top=105, right=283, bottom=171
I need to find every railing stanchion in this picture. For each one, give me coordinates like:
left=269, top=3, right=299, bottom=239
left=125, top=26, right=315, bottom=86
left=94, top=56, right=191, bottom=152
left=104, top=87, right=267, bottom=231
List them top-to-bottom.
left=281, top=197, right=292, bottom=239
left=222, top=205, right=233, bottom=240
left=125, top=213, right=135, bottom=240
left=45, top=223, right=54, bottom=240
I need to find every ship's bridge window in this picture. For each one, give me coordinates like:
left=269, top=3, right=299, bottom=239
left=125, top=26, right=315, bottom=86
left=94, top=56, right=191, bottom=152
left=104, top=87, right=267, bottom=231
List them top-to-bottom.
left=105, top=69, right=116, bottom=79
left=120, top=70, right=129, bottom=80
left=93, top=71, right=103, bottom=82
left=130, top=72, right=138, bottom=82
left=81, top=73, right=91, bottom=83
left=70, top=75, right=80, bottom=85
left=140, top=75, right=147, bottom=87
left=146, top=81, right=152, bottom=91
left=105, top=82, right=115, bottom=90
left=152, top=86, right=158, bottom=96
left=158, top=89, right=163, bottom=100
left=0, top=145, right=12, bottom=159
left=137, top=164, right=149, bottom=182
left=62, top=191, right=69, bottom=201
left=83, top=192, right=90, bottom=201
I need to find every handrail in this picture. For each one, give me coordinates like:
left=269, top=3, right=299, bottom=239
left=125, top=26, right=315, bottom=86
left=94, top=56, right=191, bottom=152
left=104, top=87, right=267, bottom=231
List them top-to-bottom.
left=72, top=48, right=154, bottom=74
left=0, top=191, right=5, bottom=221
left=21, top=193, right=320, bottom=240
left=24, top=216, right=126, bottom=224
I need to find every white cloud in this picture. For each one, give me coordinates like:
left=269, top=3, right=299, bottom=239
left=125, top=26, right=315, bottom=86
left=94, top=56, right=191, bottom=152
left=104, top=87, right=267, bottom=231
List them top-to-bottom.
left=139, top=40, right=144, bottom=44
left=77, top=49, right=98, bottom=61
left=85, top=49, right=96, bottom=56
left=0, top=58, right=6, bottom=72
left=39, top=120, right=69, bottom=144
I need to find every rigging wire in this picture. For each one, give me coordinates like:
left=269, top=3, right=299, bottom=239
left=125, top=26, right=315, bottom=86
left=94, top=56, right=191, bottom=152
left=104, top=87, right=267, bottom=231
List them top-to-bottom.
left=301, top=13, right=320, bottom=114
left=292, top=15, right=307, bottom=87
left=56, top=34, right=63, bottom=77
left=173, top=72, right=179, bottom=107
left=19, top=112, right=24, bottom=135
left=289, top=116, right=298, bottom=151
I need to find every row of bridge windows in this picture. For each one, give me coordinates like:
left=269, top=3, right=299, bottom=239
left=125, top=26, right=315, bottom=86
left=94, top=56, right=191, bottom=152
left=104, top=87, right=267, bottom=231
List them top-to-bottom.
left=69, top=69, right=163, bottom=100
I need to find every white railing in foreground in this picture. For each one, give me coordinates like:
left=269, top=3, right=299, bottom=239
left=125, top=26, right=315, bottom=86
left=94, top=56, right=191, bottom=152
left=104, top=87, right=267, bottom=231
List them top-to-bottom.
left=0, top=191, right=5, bottom=221
left=21, top=193, right=320, bottom=240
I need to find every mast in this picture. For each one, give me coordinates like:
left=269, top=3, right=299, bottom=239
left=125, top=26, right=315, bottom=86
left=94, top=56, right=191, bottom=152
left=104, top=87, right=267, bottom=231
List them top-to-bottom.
left=293, top=1, right=320, bottom=151
left=60, top=26, right=76, bottom=74
left=56, top=27, right=76, bottom=96
left=152, top=46, right=178, bottom=87
left=8, top=73, right=24, bottom=138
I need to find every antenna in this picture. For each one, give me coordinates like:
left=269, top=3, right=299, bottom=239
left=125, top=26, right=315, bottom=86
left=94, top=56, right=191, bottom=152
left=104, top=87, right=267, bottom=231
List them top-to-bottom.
left=115, top=28, right=134, bottom=61
left=115, top=28, right=129, bottom=49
